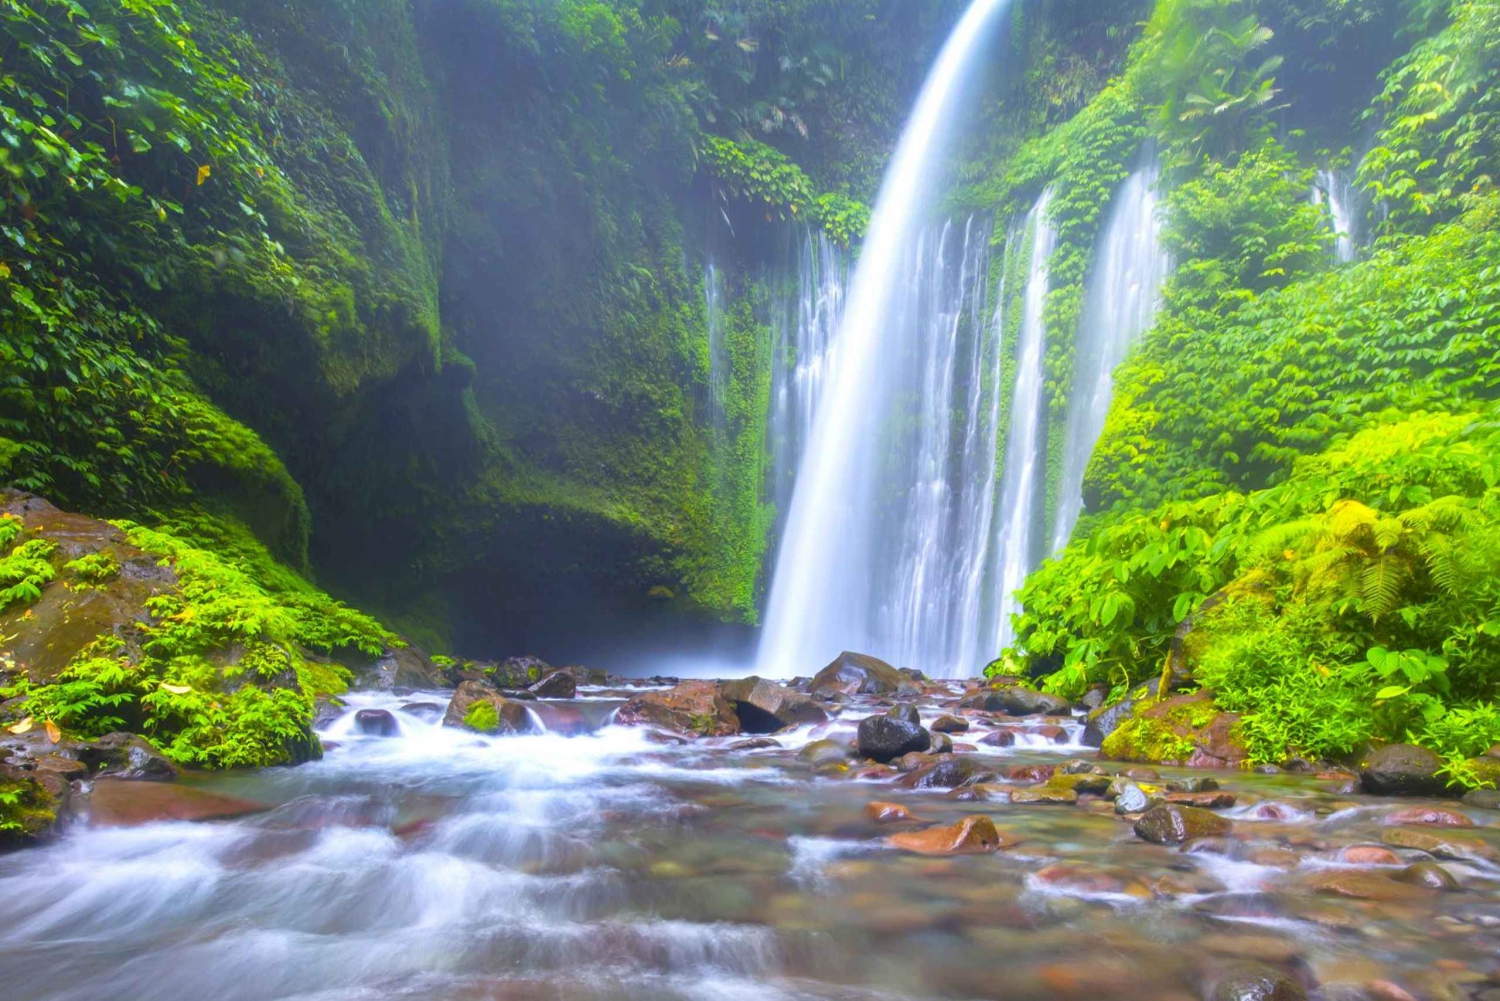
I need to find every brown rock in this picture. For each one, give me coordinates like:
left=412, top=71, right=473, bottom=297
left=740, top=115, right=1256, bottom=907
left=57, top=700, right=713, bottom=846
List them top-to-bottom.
left=808, top=652, right=904, bottom=696
left=528, top=670, right=577, bottom=699
left=719, top=677, right=828, bottom=731
left=614, top=680, right=740, bottom=736
left=442, top=681, right=532, bottom=734
left=929, top=714, right=969, bottom=733
left=978, top=728, right=1017, bottom=747
left=1360, top=744, right=1448, bottom=797
left=1005, top=764, right=1055, bottom=784
left=82, top=779, right=265, bottom=827
left=1009, top=788, right=1078, bottom=805
left=1165, top=790, right=1237, bottom=809
left=865, top=801, right=915, bottom=823
left=1134, top=803, right=1232, bottom=844
left=1382, top=806, right=1473, bottom=828
left=888, top=815, right=1003, bottom=856
left=1382, top=827, right=1498, bottom=864
left=1338, top=845, right=1403, bottom=866
left=1393, top=861, right=1459, bottom=891
left=1308, top=870, right=1436, bottom=903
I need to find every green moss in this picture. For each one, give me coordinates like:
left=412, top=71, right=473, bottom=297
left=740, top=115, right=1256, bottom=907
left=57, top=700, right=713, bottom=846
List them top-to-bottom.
left=463, top=700, right=500, bottom=734
left=1101, top=716, right=1196, bottom=764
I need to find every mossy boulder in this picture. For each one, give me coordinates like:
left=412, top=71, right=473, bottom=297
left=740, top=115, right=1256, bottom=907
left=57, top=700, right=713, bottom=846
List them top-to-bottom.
left=719, top=677, right=828, bottom=732
left=442, top=680, right=532, bottom=734
left=614, top=681, right=740, bottom=737
left=978, top=683, right=1070, bottom=717
left=1099, top=691, right=1247, bottom=769
left=1359, top=744, right=1449, bottom=797
left=0, top=764, right=69, bottom=851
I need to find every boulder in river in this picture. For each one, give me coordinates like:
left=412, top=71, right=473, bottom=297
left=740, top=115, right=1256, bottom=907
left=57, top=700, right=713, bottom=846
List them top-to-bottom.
left=358, top=645, right=445, bottom=690
left=809, top=651, right=904, bottom=696
left=528, top=670, right=577, bottom=699
left=719, top=677, right=829, bottom=732
left=614, top=680, right=740, bottom=737
left=442, top=681, right=533, bottom=734
left=976, top=684, right=1070, bottom=716
left=353, top=709, right=400, bottom=737
left=856, top=713, right=930, bottom=763
left=929, top=714, right=968, bottom=733
left=78, top=732, right=180, bottom=780
left=797, top=739, right=852, bottom=766
left=1360, top=744, right=1448, bottom=797
left=902, top=756, right=983, bottom=789
left=0, top=762, right=70, bottom=849
left=80, top=778, right=265, bottom=828
left=866, top=801, right=916, bottom=823
left=1134, top=802, right=1232, bottom=844
left=1382, top=806, right=1472, bottom=827
left=887, top=814, right=1002, bottom=856
left=1381, top=826, right=1498, bottom=864
left=1394, top=861, right=1459, bottom=891
left=1207, top=962, right=1308, bottom=1001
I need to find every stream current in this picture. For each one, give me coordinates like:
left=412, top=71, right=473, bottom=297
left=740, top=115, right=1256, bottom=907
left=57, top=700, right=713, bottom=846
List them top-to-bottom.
left=2, top=685, right=1498, bottom=1001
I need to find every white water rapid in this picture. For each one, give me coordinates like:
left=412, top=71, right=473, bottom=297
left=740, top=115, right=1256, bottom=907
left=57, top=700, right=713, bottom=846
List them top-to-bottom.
left=757, top=0, right=1016, bottom=679
left=1049, top=161, right=1169, bottom=553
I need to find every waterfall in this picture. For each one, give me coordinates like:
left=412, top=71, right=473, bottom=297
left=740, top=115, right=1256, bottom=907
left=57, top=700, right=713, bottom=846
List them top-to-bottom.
left=756, top=0, right=1017, bottom=678
left=1049, top=161, right=1169, bottom=554
left=1314, top=169, right=1360, bottom=264
left=989, top=189, right=1056, bottom=651
left=768, top=229, right=848, bottom=517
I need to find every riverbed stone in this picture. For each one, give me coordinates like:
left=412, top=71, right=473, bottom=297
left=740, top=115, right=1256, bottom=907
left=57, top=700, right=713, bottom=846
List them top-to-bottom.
left=809, top=652, right=904, bottom=696
left=528, top=670, right=577, bottom=699
left=720, top=677, right=829, bottom=732
left=614, top=680, right=739, bottom=736
left=442, top=681, right=533, bottom=734
left=980, top=684, right=1070, bottom=716
left=354, top=709, right=400, bottom=737
left=856, top=714, right=930, bottom=763
left=930, top=714, right=969, bottom=733
left=979, top=728, right=1017, bottom=747
left=77, top=732, right=179, bottom=781
left=728, top=736, right=781, bottom=751
left=797, top=739, right=852, bottom=766
left=1360, top=744, right=1448, bottom=797
left=903, top=756, right=983, bottom=789
left=1167, top=776, right=1220, bottom=793
left=80, top=778, right=264, bottom=827
left=1010, top=787, right=1078, bottom=805
left=1463, top=788, right=1500, bottom=810
left=1166, top=790, right=1237, bottom=809
left=866, top=801, right=916, bottom=823
left=1134, top=803, right=1232, bottom=844
left=1382, top=806, right=1473, bottom=827
left=888, top=814, right=1002, bottom=856
left=1381, top=827, right=1498, bottom=864
left=1338, top=845, right=1403, bottom=865
left=1393, top=861, right=1459, bottom=890
left=1308, top=870, right=1436, bottom=903
left=1207, top=962, right=1308, bottom=1001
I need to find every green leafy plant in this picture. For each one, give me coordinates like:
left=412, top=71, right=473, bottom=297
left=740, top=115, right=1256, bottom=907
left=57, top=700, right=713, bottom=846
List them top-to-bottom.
left=463, top=700, right=501, bottom=733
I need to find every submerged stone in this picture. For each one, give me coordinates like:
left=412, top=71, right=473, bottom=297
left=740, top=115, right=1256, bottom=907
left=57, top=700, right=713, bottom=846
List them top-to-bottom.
left=1133, top=803, right=1231, bottom=844
left=887, top=814, right=1002, bottom=856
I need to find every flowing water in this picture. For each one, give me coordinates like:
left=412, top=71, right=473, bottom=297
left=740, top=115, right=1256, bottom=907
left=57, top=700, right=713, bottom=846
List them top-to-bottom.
left=758, top=0, right=1017, bottom=680
left=1049, top=162, right=1169, bottom=554
left=1314, top=169, right=1362, bottom=265
left=990, top=190, right=1056, bottom=651
left=705, top=261, right=728, bottom=422
left=5, top=688, right=1498, bottom=1001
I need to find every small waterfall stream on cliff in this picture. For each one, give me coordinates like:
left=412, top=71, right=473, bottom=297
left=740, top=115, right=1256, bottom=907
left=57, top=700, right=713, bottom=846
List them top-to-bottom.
left=757, top=0, right=1017, bottom=679
left=1049, top=162, right=1169, bottom=553
left=1314, top=168, right=1362, bottom=264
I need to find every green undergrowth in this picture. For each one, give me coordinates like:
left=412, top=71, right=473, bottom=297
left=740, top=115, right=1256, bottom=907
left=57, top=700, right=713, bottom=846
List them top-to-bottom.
left=2, top=509, right=394, bottom=769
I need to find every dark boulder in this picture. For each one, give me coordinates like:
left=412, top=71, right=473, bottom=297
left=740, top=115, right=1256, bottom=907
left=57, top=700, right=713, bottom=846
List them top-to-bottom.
left=360, top=645, right=445, bottom=690
left=809, top=652, right=904, bottom=696
left=528, top=670, right=577, bottom=699
left=720, top=677, right=829, bottom=732
left=981, top=684, right=1070, bottom=717
left=1082, top=686, right=1147, bottom=747
left=312, top=697, right=345, bottom=729
left=353, top=710, right=400, bottom=738
left=856, top=714, right=930, bottom=763
left=77, top=732, right=179, bottom=781
left=1360, top=744, right=1448, bottom=797
left=903, top=756, right=983, bottom=789
left=1134, top=803, right=1232, bottom=844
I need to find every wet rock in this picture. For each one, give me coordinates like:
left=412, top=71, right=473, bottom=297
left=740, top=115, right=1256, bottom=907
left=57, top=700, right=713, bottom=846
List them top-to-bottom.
left=361, top=644, right=445, bottom=690
left=809, top=651, right=904, bottom=696
left=490, top=655, right=553, bottom=688
left=528, top=670, right=577, bottom=699
left=720, top=677, right=829, bottom=732
left=614, top=680, right=739, bottom=737
left=442, top=681, right=533, bottom=734
left=893, top=682, right=924, bottom=700
left=980, top=684, right=1070, bottom=717
left=1080, top=685, right=1111, bottom=711
left=1082, top=685, right=1149, bottom=747
left=312, top=697, right=345, bottom=729
left=398, top=701, right=444, bottom=720
left=528, top=702, right=591, bottom=736
left=353, top=709, right=400, bottom=738
left=856, top=714, right=930, bottom=763
left=930, top=714, right=969, bottom=733
left=1034, top=724, right=1070, bottom=743
left=978, top=728, right=1017, bottom=747
left=643, top=730, right=689, bottom=746
left=928, top=730, right=953, bottom=754
left=76, top=732, right=179, bottom=781
left=728, top=736, right=781, bottom=751
left=797, top=739, right=852, bottom=766
left=1360, top=744, right=1448, bottom=797
left=892, top=751, right=936, bottom=772
left=904, top=757, right=983, bottom=789
left=1061, top=759, right=1109, bottom=775
left=0, top=763, right=68, bottom=848
left=1006, top=764, right=1055, bottom=784
left=1124, top=767, right=1161, bottom=781
left=1048, top=772, right=1111, bottom=795
left=1168, top=776, right=1221, bottom=793
left=80, top=779, right=264, bottom=827
left=1114, top=781, right=1159, bottom=815
left=1010, top=787, right=1078, bottom=805
left=1463, top=788, right=1500, bottom=810
left=1166, top=790, right=1237, bottom=809
left=866, top=801, right=915, bottom=823
left=1134, top=803, right=1232, bottom=844
left=1382, top=806, right=1473, bottom=827
left=887, top=814, right=1002, bottom=856
left=1381, top=826, right=1498, bottom=864
left=1338, top=845, right=1403, bottom=865
left=1393, top=861, right=1459, bottom=891
left=1308, top=870, right=1436, bottom=902
left=1207, top=962, right=1308, bottom=1001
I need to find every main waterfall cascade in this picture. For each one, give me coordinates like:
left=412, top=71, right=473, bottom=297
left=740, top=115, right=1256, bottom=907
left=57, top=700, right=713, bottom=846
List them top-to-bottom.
left=755, top=0, right=1017, bottom=679
left=1049, top=161, right=1170, bottom=555
left=1314, top=168, right=1363, bottom=264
